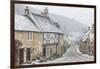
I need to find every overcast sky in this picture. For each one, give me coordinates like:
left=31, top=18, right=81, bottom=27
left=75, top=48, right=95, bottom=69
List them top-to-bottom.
left=16, top=4, right=94, bottom=26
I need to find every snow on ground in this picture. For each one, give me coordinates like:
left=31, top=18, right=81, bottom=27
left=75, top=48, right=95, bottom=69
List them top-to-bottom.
left=42, top=32, right=94, bottom=64
left=43, top=45, right=94, bottom=64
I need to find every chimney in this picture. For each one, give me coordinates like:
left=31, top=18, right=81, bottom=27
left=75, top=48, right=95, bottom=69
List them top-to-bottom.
left=25, top=6, right=30, bottom=16
left=41, top=7, right=48, bottom=16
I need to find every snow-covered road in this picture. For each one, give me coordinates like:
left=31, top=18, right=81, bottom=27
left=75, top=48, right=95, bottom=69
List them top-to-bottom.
left=41, top=32, right=94, bottom=64
left=43, top=42, right=94, bottom=64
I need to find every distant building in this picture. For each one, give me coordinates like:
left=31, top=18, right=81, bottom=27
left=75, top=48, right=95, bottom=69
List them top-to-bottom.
left=15, top=6, right=64, bottom=65
left=79, top=24, right=94, bottom=55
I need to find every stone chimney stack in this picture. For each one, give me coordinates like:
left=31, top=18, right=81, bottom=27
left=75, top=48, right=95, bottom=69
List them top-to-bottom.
left=25, top=6, right=30, bottom=16
left=41, top=7, right=48, bottom=16
left=44, top=7, right=48, bottom=16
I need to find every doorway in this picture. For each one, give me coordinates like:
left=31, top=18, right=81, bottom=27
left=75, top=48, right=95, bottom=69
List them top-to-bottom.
left=43, top=47, right=46, bottom=57
left=19, top=48, right=24, bottom=64
left=26, top=48, right=31, bottom=61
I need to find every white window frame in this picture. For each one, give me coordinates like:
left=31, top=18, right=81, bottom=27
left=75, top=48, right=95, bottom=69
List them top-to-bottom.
left=27, top=32, right=33, bottom=41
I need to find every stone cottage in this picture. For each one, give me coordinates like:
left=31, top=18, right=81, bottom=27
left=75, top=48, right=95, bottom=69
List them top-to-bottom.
left=15, top=6, right=64, bottom=65
left=79, top=24, right=94, bottom=55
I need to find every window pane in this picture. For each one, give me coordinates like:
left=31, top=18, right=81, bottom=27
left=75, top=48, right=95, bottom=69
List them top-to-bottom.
left=28, top=32, right=32, bottom=40
left=27, top=48, right=31, bottom=61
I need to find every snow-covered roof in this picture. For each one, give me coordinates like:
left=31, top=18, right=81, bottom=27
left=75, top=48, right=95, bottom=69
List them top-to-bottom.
left=15, top=5, right=63, bottom=34
left=32, top=13, right=62, bottom=33
left=15, top=14, right=39, bottom=32
left=81, top=29, right=92, bottom=41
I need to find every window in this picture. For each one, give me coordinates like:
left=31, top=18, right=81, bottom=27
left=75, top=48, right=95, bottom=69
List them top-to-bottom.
left=28, top=32, right=33, bottom=40
left=47, top=34, right=50, bottom=39
left=50, top=38, right=54, bottom=43
left=43, top=47, right=46, bottom=57
left=19, top=48, right=24, bottom=64
left=26, top=48, right=31, bottom=61
left=32, top=48, right=34, bottom=54
left=46, top=48, right=49, bottom=55
left=50, top=48, right=52, bottom=56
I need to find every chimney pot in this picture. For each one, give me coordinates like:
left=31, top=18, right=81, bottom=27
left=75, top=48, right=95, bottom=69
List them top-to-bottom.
left=25, top=6, right=30, bottom=16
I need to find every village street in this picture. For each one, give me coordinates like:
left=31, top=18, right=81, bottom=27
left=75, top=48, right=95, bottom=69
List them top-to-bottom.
left=14, top=4, right=95, bottom=66
left=43, top=37, right=94, bottom=64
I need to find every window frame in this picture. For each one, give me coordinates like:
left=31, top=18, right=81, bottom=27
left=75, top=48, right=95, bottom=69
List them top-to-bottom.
left=27, top=32, right=33, bottom=41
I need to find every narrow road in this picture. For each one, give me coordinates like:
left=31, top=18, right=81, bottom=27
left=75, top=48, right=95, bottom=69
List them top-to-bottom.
left=44, top=41, right=94, bottom=64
